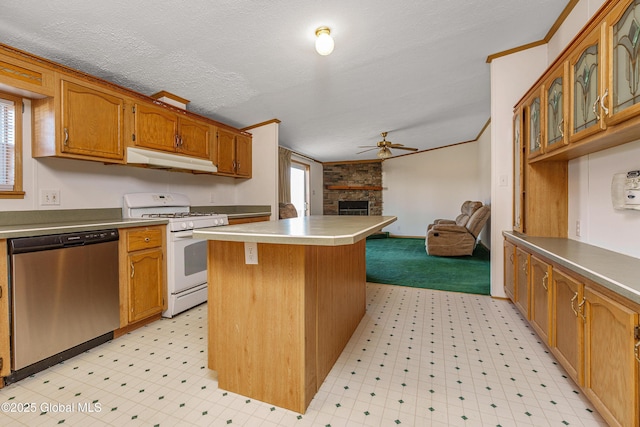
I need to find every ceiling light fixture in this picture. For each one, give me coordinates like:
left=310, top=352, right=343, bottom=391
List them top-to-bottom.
left=315, top=26, right=334, bottom=56
left=377, top=147, right=392, bottom=159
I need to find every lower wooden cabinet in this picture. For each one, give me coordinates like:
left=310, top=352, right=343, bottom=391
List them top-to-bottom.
left=119, top=226, right=166, bottom=326
left=504, top=236, right=640, bottom=427
left=503, top=240, right=516, bottom=301
left=514, top=247, right=530, bottom=317
left=529, top=255, right=551, bottom=344
left=551, top=268, right=584, bottom=386
left=583, top=286, right=639, bottom=427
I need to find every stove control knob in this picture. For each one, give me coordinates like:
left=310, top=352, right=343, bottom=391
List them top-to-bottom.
left=214, top=219, right=221, bottom=225
left=188, top=221, right=194, bottom=229
left=181, top=222, right=187, bottom=230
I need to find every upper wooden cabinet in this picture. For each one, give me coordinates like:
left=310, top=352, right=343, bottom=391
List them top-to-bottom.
left=604, top=0, right=640, bottom=125
left=569, top=23, right=607, bottom=143
left=542, top=62, right=569, bottom=152
left=33, top=78, right=126, bottom=163
left=524, top=88, right=544, bottom=159
left=133, top=102, right=211, bottom=160
left=513, top=109, right=525, bottom=232
left=215, top=128, right=252, bottom=178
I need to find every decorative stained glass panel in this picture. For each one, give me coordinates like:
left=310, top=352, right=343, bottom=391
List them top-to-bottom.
left=613, top=0, right=640, bottom=113
left=573, top=44, right=599, bottom=133
left=547, top=77, right=564, bottom=147
left=529, top=97, right=541, bottom=154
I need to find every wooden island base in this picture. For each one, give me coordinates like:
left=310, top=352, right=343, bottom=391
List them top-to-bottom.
left=207, top=239, right=366, bottom=413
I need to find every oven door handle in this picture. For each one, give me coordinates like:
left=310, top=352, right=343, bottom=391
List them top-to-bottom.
left=173, top=233, right=195, bottom=239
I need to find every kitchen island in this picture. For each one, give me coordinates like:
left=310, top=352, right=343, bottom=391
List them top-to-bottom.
left=193, top=215, right=396, bottom=413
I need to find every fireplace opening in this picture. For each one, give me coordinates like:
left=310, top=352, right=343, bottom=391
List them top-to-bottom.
left=338, top=200, right=369, bottom=216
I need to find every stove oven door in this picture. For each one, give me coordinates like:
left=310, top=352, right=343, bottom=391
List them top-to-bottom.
left=168, top=230, right=208, bottom=295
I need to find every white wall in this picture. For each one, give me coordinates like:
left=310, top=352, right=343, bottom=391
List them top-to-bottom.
left=490, top=45, right=548, bottom=297
left=1, top=100, right=277, bottom=213
left=236, top=122, right=279, bottom=218
left=476, top=122, right=492, bottom=247
left=568, top=141, right=640, bottom=258
left=381, top=142, right=482, bottom=238
left=291, top=153, right=324, bottom=215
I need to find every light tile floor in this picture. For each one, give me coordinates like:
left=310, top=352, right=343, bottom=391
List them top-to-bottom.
left=0, top=283, right=607, bottom=426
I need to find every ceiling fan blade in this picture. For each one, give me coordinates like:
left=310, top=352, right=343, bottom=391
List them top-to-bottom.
left=357, top=145, right=377, bottom=148
left=393, top=146, right=418, bottom=151
left=356, top=147, right=379, bottom=154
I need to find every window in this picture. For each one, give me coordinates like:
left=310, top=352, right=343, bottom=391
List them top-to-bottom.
left=0, top=92, right=23, bottom=198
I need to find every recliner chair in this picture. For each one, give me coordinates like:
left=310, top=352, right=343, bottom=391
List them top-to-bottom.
left=427, top=201, right=482, bottom=232
left=426, top=205, right=490, bottom=256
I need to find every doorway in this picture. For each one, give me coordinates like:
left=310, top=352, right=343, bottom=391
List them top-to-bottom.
left=290, top=161, right=309, bottom=216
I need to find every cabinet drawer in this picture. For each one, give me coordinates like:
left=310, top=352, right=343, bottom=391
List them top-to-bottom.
left=126, top=228, right=163, bottom=251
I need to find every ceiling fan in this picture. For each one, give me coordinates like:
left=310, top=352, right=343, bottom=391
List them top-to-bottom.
left=357, top=132, right=418, bottom=159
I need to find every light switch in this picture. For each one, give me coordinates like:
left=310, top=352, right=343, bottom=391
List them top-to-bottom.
left=499, top=174, right=508, bottom=187
left=244, top=242, right=258, bottom=264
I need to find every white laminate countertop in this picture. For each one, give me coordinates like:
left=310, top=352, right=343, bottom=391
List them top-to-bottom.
left=193, top=215, right=397, bottom=246
left=0, top=218, right=169, bottom=239
left=504, top=231, right=640, bottom=305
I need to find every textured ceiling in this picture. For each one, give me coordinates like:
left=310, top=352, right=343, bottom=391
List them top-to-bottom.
left=0, top=1, right=568, bottom=162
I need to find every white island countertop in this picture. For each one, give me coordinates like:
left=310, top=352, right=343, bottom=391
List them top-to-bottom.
left=193, top=215, right=397, bottom=246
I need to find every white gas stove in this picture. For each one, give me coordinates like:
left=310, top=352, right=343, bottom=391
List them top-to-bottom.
left=123, top=192, right=228, bottom=317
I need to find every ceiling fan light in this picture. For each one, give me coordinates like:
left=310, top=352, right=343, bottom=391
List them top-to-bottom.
left=315, top=27, right=334, bottom=56
left=377, top=147, right=392, bottom=159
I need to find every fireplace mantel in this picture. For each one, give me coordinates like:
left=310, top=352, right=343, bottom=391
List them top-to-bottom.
left=326, top=185, right=383, bottom=191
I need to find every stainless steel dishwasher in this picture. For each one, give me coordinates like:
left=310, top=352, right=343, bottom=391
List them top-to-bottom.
left=8, top=229, right=120, bottom=381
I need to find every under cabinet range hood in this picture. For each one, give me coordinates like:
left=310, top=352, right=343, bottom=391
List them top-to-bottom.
left=126, top=147, right=217, bottom=173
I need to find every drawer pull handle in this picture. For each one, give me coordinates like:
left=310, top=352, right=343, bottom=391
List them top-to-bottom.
left=601, top=88, right=609, bottom=115
left=593, top=95, right=601, bottom=121
left=64, top=127, right=69, bottom=146
left=144, top=237, right=150, bottom=242
left=130, top=262, right=135, bottom=278
left=542, top=271, right=548, bottom=291
left=570, top=292, right=578, bottom=317
left=578, top=297, right=586, bottom=320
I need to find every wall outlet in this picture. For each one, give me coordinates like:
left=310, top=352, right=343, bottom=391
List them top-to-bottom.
left=40, top=189, right=60, bottom=206
left=209, top=192, right=215, bottom=203
left=575, top=220, right=581, bottom=237
left=244, top=242, right=258, bottom=265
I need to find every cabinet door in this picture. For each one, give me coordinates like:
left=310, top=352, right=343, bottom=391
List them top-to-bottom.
left=606, top=0, right=640, bottom=125
left=569, top=24, right=607, bottom=143
left=543, top=62, right=569, bottom=152
left=61, top=80, right=125, bottom=160
left=525, top=90, right=544, bottom=159
left=134, top=103, right=178, bottom=152
left=513, top=109, right=525, bottom=232
left=178, top=116, right=210, bottom=159
left=216, top=128, right=236, bottom=175
left=235, top=134, right=252, bottom=178
left=503, top=240, right=516, bottom=301
left=514, top=247, right=530, bottom=318
left=128, top=248, right=164, bottom=323
left=530, top=255, right=551, bottom=344
left=551, top=268, right=583, bottom=386
left=584, top=286, right=639, bottom=427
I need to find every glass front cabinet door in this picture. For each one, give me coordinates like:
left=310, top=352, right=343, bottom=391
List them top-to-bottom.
left=606, top=0, right=640, bottom=125
left=570, top=24, right=607, bottom=143
left=543, top=62, right=569, bottom=152
left=525, top=89, right=543, bottom=159
left=513, top=109, right=525, bottom=232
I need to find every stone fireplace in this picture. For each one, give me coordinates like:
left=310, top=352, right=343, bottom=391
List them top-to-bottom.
left=323, top=161, right=382, bottom=215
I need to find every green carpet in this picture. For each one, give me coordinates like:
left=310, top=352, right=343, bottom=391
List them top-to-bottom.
left=365, top=237, right=490, bottom=295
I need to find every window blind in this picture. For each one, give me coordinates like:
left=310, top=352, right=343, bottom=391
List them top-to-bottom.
left=0, top=97, right=15, bottom=191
